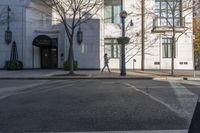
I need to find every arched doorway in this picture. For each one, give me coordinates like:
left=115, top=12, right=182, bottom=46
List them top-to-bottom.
left=33, top=35, right=58, bottom=69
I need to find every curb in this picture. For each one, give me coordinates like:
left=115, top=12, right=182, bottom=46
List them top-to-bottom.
left=0, top=76, right=153, bottom=80
left=153, top=76, right=200, bottom=81
left=153, top=77, right=184, bottom=80
left=183, top=77, right=200, bottom=81
left=23, top=130, right=188, bottom=133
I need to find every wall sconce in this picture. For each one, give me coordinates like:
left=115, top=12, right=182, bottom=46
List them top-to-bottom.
left=5, top=6, right=12, bottom=45
left=77, top=9, right=83, bottom=45
left=130, top=20, right=134, bottom=26
left=77, top=27, right=83, bottom=45
left=5, top=30, right=12, bottom=44
left=60, top=53, right=64, bottom=61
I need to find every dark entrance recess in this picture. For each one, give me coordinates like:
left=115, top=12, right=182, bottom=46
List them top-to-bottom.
left=33, top=35, right=58, bottom=69
left=41, top=47, right=58, bottom=69
left=188, top=97, right=200, bottom=133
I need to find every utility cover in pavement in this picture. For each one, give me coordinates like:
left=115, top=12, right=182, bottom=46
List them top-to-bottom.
left=188, top=97, right=200, bottom=133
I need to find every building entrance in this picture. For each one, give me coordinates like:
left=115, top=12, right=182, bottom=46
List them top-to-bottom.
left=33, top=35, right=58, bottom=69
left=41, top=47, right=58, bottom=69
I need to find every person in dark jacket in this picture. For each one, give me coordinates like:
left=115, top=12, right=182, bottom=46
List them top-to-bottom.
left=101, top=53, right=111, bottom=72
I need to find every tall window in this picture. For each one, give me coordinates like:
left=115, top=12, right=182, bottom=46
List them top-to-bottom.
left=104, top=0, right=121, bottom=23
left=155, top=0, right=182, bottom=27
left=105, top=38, right=120, bottom=58
left=162, top=38, right=176, bottom=58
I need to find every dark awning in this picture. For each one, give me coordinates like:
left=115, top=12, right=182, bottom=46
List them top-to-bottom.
left=33, top=35, right=57, bottom=48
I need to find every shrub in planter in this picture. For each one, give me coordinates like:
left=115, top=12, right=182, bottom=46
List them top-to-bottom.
left=117, top=37, right=130, bottom=44
left=5, top=60, right=23, bottom=70
left=63, top=60, right=78, bottom=70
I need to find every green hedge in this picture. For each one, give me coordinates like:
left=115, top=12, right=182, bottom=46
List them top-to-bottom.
left=117, top=37, right=130, bottom=44
left=5, top=60, right=23, bottom=70
left=63, top=60, right=78, bottom=70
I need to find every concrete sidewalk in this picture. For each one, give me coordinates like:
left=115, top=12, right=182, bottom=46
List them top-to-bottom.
left=0, top=69, right=199, bottom=80
left=0, top=70, right=152, bottom=80
left=132, top=70, right=200, bottom=80
left=26, top=130, right=188, bottom=133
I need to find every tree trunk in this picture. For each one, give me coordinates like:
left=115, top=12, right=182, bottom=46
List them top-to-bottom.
left=141, top=0, right=145, bottom=71
left=171, top=3, right=175, bottom=76
left=68, top=35, right=74, bottom=75
left=171, top=36, right=175, bottom=76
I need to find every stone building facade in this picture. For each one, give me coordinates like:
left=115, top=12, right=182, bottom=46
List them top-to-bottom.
left=0, top=0, right=194, bottom=70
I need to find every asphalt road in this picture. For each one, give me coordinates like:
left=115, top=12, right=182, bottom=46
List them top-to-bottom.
left=0, top=79, right=199, bottom=133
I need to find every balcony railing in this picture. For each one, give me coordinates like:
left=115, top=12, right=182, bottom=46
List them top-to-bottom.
left=152, top=17, right=186, bottom=33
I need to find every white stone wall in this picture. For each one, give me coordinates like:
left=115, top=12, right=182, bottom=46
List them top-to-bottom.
left=0, top=0, right=194, bottom=70
left=102, top=0, right=194, bottom=70
left=0, top=1, right=25, bottom=68
left=24, top=2, right=62, bottom=68
left=64, top=19, right=101, bottom=69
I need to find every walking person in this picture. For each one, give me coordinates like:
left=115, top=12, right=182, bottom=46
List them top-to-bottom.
left=101, top=53, right=111, bottom=72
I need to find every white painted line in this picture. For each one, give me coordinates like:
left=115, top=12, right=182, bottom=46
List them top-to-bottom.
left=0, top=80, right=48, bottom=100
left=14, top=81, right=76, bottom=96
left=169, top=81, right=198, bottom=121
left=169, top=81, right=195, bottom=96
left=123, top=82, right=184, bottom=116
left=25, top=129, right=188, bottom=133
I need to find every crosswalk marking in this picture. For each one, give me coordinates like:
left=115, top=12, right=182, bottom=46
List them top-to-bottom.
left=169, top=81, right=197, bottom=121
left=123, top=83, right=182, bottom=116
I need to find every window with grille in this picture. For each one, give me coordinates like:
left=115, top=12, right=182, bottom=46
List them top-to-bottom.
left=104, top=0, right=121, bottom=24
left=155, top=0, right=182, bottom=27
left=162, top=37, right=176, bottom=58
left=104, top=38, right=120, bottom=58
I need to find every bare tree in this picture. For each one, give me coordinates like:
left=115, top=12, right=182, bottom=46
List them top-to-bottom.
left=39, top=0, right=103, bottom=75
left=120, top=0, right=159, bottom=66
left=126, top=0, right=194, bottom=73
left=131, top=0, right=194, bottom=74
left=152, top=0, right=193, bottom=75
left=193, top=0, right=200, bottom=70
left=124, top=21, right=159, bottom=64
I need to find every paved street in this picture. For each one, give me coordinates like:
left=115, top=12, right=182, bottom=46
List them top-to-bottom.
left=0, top=79, right=199, bottom=133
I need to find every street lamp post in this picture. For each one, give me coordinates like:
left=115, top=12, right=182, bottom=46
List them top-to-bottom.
left=120, top=0, right=127, bottom=76
left=141, top=0, right=145, bottom=71
left=5, top=6, right=12, bottom=45
left=192, top=34, right=196, bottom=78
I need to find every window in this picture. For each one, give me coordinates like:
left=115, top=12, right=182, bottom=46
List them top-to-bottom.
left=104, top=0, right=121, bottom=23
left=155, top=0, right=182, bottom=27
left=105, top=38, right=120, bottom=58
left=162, top=38, right=176, bottom=58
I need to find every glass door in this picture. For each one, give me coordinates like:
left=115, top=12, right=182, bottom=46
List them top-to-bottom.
left=41, top=47, right=58, bottom=69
